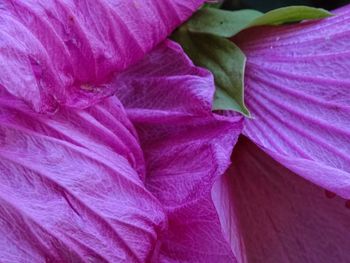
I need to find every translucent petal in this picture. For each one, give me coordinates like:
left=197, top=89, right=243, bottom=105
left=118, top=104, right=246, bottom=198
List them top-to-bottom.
left=233, top=5, right=350, bottom=199
left=215, top=137, right=350, bottom=263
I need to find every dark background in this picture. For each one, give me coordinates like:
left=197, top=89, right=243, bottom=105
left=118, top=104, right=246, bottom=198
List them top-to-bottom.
left=222, top=0, right=350, bottom=12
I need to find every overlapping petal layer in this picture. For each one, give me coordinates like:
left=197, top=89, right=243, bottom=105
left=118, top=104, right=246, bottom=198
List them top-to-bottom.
left=0, top=0, right=205, bottom=112
left=233, top=5, right=350, bottom=199
left=0, top=40, right=242, bottom=262
left=115, top=40, right=243, bottom=262
left=0, top=91, right=166, bottom=262
left=215, top=137, right=350, bottom=263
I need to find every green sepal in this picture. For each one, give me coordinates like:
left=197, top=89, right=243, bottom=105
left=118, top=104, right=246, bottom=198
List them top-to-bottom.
left=188, top=6, right=332, bottom=38
left=250, top=6, right=332, bottom=26
left=188, top=8, right=262, bottom=37
left=172, top=29, right=250, bottom=116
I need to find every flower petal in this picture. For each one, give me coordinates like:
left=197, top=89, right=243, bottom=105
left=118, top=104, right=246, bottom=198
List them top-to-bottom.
left=0, top=0, right=205, bottom=112
left=233, top=5, right=350, bottom=198
left=0, top=39, right=243, bottom=262
left=115, top=40, right=243, bottom=262
left=0, top=90, right=166, bottom=262
left=216, top=136, right=350, bottom=263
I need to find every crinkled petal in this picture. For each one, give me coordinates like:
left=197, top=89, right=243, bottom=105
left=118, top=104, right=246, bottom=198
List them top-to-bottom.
left=0, top=0, right=205, bottom=112
left=233, top=5, right=350, bottom=199
left=0, top=39, right=243, bottom=262
left=115, top=40, right=243, bottom=262
left=0, top=90, right=166, bottom=262
left=215, top=136, right=350, bottom=263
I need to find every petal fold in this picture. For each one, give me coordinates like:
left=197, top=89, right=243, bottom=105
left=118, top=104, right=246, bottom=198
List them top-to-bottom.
left=0, top=0, right=205, bottom=112
left=233, top=5, right=350, bottom=198
left=0, top=39, right=243, bottom=262
left=115, top=40, right=243, bottom=262
left=0, top=90, right=166, bottom=262
left=216, top=136, right=350, bottom=263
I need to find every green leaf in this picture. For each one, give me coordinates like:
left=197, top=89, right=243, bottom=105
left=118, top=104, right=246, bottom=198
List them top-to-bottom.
left=188, top=6, right=332, bottom=38
left=249, top=6, right=332, bottom=26
left=188, top=8, right=262, bottom=37
left=172, top=29, right=250, bottom=116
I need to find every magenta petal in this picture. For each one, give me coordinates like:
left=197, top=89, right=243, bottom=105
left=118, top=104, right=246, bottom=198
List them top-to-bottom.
left=0, top=0, right=204, bottom=112
left=233, top=5, right=350, bottom=199
left=0, top=40, right=243, bottom=262
left=115, top=40, right=243, bottom=262
left=0, top=91, right=166, bottom=262
left=216, top=137, right=350, bottom=263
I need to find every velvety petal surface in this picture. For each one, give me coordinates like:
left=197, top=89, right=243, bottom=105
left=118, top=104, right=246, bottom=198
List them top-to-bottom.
left=0, top=0, right=205, bottom=112
left=233, top=5, right=350, bottom=199
left=0, top=39, right=243, bottom=262
left=115, top=40, right=243, bottom=262
left=0, top=88, right=168, bottom=262
left=215, top=136, right=350, bottom=263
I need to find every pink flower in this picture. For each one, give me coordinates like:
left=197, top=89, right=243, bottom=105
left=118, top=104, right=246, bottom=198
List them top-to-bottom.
left=0, top=0, right=204, bottom=112
left=2, top=0, right=350, bottom=262
left=0, top=1, right=243, bottom=261
left=236, top=4, right=350, bottom=201
left=213, top=5, right=350, bottom=262
left=115, top=40, right=243, bottom=262
left=215, top=136, right=350, bottom=263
